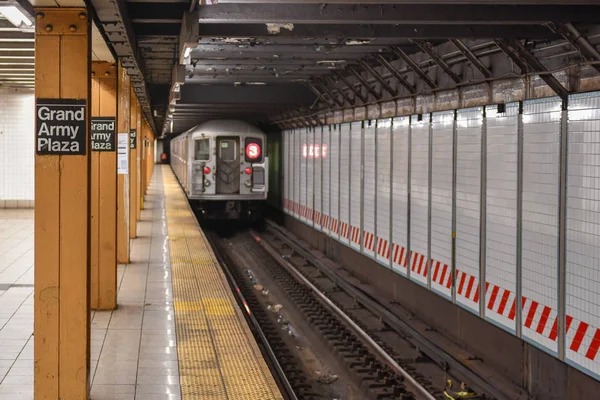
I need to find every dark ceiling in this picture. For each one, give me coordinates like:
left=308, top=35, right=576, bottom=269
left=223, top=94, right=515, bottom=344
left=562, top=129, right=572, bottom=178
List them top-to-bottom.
left=88, top=0, right=600, bottom=135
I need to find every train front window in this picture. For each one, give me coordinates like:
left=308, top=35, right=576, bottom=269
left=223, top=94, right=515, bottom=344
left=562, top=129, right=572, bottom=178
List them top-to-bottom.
left=194, top=138, right=210, bottom=161
left=219, top=140, right=236, bottom=161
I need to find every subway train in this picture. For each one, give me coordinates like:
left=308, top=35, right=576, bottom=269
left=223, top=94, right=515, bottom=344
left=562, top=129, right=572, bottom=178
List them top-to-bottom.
left=170, top=120, right=268, bottom=220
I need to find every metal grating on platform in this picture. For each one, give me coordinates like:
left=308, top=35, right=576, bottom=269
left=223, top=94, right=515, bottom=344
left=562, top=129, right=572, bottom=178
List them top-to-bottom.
left=162, top=166, right=283, bottom=400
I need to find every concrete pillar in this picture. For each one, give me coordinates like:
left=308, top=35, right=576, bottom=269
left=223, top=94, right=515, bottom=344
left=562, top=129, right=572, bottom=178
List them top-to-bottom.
left=34, top=7, right=91, bottom=399
left=90, top=61, right=118, bottom=310
left=117, top=62, right=130, bottom=264
left=129, top=88, right=138, bottom=239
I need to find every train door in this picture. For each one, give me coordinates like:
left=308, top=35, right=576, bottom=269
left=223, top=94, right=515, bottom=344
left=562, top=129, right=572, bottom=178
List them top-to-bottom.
left=216, top=137, right=240, bottom=194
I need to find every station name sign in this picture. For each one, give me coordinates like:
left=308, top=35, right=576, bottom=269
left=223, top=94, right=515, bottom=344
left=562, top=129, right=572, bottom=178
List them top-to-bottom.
left=36, top=99, right=87, bottom=155
left=91, top=117, right=116, bottom=151
left=130, top=129, right=137, bottom=149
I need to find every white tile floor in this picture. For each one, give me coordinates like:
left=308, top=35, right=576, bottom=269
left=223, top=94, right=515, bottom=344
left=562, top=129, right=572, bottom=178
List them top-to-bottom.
left=0, top=170, right=181, bottom=400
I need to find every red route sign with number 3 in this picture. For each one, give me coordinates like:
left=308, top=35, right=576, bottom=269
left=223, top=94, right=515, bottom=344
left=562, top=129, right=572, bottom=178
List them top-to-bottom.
left=246, top=142, right=260, bottom=159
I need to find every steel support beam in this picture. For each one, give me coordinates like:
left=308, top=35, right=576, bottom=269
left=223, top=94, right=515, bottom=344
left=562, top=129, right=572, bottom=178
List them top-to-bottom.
left=195, top=4, right=600, bottom=24
left=550, top=22, right=600, bottom=74
left=190, top=23, right=556, bottom=39
left=450, top=39, right=492, bottom=79
left=496, top=39, right=569, bottom=101
left=413, top=40, right=462, bottom=84
left=390, top=46, right=437, bottom=89
left=374, top=54, right=416, bottom=94
left=359, top=60, right=397, bottom=97
left=348, top=65, right=380, bottom=101
left=336, top=72, right=368, bottom=104
left=324, top=76, right=355, bottom=106
left=313, top=79, right=345, bottom=108
left=306, top=81, right=335, bottom=108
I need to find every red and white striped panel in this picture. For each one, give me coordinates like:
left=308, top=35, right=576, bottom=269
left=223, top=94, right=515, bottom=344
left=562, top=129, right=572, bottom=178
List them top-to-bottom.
left=362, top=232, right=376, bottom=252
left=376, top=237, right=391, bottom=260
left=391, top=244, right=408, bottom=270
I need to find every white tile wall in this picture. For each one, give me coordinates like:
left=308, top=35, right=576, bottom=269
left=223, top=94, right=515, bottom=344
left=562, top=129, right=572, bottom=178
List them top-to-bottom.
left=0, top=89, right=34, bottom=205
left=566, top=92, right=600, bottom=375
left=522, top=97, right=561, bottom=352
left=485, top=103, right=519, bottom=331
left=455, top=107, right=483, bottom=312
left=431, top=111, right=454, bottom=297
left=410, top=116, right=430, bottom=286
left=391, top=117, right=409, bottom=275
left=376, top=119, right=392, bottom=266
left=363, top=121, right=376, bottom=258
left=350, top=122, right=362, bottom=250
left=339, top=123, right=351, bottom=244
left=329, top=125, right=340, bottom=240
left=306, top=127, right=314, bottom=228
left=314, top=127, right=323, bottom=231
left=322, top=127, right=331, bottom=234
left=300, top=128, right=308, bottom=223
left=283, top=131, right=288, bottom=214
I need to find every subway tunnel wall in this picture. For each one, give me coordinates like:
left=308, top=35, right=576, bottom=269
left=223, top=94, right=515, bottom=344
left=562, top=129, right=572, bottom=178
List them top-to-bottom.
left=280, top=90, right=600, bottom=395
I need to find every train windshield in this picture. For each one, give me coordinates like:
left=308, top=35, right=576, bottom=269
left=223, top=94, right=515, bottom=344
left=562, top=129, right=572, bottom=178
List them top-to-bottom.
left=194, top=138, right=210, bottom=161
left=219, top=139, right=237, bottom=161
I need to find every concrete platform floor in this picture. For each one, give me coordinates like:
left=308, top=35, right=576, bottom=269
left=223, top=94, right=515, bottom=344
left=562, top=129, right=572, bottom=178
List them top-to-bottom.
left=0, top=172, right=181, bottom=400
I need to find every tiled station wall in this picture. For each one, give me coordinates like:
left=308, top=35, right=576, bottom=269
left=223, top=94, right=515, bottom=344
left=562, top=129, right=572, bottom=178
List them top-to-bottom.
left=0, top=88, right=34, bottom=207
left=282, top=91, right=600, bottom=380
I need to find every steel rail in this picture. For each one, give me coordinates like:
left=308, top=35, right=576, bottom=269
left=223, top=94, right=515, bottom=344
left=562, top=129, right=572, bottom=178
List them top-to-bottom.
left=264, top=219, right=514, bottom=400
left=203, top=229, right=299, bottom=400
left=250, top=229, right=437, bottom=400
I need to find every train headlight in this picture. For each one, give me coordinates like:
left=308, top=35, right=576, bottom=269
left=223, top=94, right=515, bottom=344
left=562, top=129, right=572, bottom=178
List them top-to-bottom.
left=204, top=179, right=211, bottom=187
left=244, top=180, right=251, bottom=187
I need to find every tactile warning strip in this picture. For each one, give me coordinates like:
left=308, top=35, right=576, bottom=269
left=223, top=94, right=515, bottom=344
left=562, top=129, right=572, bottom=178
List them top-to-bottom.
left=162, top=166, right=283, bottom=400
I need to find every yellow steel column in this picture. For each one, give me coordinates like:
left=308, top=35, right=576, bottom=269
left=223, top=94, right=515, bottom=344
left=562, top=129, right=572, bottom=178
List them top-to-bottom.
left=34, top=7, right=91, bottom=399
left=90, top=61, right=117, bottom=310
left=117, top=62, right=130, bottom=264
left=129, top=88, right=138, bottom=238
left=136, top=101, right=142, bottom=221
left=139, top=120, right=146, bottom=209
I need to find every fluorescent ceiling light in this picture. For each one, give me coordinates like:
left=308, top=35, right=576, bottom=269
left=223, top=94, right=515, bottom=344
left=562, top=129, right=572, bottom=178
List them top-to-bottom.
left=0, top=6, right=32, bottom=28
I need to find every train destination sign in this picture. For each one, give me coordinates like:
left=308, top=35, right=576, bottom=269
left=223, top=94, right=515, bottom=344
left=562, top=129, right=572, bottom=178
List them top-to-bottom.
left=36, top=99, right=87, bottom=155
left=91, top=117, right=116, bottom=152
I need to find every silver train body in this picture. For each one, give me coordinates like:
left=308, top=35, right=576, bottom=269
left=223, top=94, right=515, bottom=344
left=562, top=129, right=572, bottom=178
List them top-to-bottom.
left=170, top=120, right=268, bottom=220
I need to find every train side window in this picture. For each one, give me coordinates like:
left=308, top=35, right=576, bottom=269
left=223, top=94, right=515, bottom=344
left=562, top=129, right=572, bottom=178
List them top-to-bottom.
left=194, top=138, right=210, bottom=161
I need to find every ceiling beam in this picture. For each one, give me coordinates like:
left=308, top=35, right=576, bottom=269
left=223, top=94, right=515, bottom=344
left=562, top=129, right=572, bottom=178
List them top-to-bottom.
left=196, top=4, right=600, bottom=24
left=549, top=22, right=600, bottom=74
left=190, top=23, right=556, bottom=39
left=495, top=38, right=569, bottom=102
left=450, top=39, right=492, bottom=78
left=413, top=40, right=462, bottom=83
left=389, top=46, right=437, bottom=89
left=374, top=54, right=416, bottom=94
left=358, top=59, right=397, bottom=96
left=347, top=65, right=380, bottom=101
left=336, top=71, right=368, bottom=103
left=324, top=76, right=355, bottom=106
left=314, top=78, right=345, bottom=107
left=306, top=81, right=336, bottom=108
left=179, top=83, right=316, bottom=104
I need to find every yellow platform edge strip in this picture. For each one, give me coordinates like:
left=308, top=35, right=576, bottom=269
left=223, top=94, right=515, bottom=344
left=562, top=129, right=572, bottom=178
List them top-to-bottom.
left=162, top=166, right=284, bottom=400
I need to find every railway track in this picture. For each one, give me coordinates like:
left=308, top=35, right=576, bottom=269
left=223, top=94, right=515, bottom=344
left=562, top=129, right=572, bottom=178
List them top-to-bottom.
left=203, top=219, right=523, bottom=400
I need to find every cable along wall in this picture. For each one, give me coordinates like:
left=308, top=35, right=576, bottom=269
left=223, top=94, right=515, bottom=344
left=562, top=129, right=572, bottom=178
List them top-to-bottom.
left=282, top=91, right=600, bottom=380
